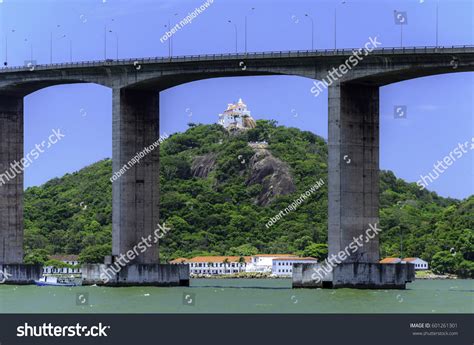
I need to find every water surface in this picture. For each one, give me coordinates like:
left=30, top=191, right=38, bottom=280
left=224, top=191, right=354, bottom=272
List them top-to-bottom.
left=0, top=279, right=472, bottom=313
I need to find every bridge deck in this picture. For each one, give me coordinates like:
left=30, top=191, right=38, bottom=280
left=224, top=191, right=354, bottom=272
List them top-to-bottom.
left=1, top=45, right=473, bottom=73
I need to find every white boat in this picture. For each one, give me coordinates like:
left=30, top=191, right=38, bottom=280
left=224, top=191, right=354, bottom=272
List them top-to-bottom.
left=35, top=275, right=81, bottom=287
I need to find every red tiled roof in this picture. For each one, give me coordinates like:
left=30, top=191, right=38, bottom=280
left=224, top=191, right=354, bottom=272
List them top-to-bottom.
left=253, top=254, right=298, bottom=257
left=48, top=255, right=79, bottom=261
left=170, top=256, right=252, bottom=264
left=169, top=257, right=188, bottom=264
left=273, top=257, right=317, bottom=261
left=379, top=257, right=401, bottom=264
left=403, top=257, right=420, bottom=262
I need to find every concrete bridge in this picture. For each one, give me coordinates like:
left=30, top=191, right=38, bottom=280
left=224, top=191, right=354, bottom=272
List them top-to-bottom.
left=1, top=45, right=473, bottom=286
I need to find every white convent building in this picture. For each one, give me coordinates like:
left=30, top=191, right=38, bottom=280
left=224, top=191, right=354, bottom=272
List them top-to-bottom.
left=218, top=98, right=256, bottom=131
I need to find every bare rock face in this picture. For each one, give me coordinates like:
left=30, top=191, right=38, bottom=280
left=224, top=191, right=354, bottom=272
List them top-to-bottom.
left=190, top=146, right=295, bottom=206
left=247, top=148, right=295, bottom=206
left=191, top=153, right=217, bottom=178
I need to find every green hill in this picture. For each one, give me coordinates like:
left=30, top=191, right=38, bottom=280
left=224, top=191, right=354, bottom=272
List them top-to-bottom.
left=23, top=120, right=473, bottom=277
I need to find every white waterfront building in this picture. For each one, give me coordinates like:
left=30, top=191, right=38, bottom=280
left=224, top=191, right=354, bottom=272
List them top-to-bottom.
left=172, top=254, right=316, bottom=276
left=245, top=254, right=299, bottom=273
left=43, top=255, right=81, bottom=274
left=170, top=256, right=250, bottom=275
left=272, top=257, right=318, bottom=277
left=380, top=257, right=429, bottom=270
left=403, top=257, right=429, bottom=270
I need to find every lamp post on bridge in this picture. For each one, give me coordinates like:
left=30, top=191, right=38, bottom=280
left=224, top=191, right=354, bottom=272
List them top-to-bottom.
left=436, top=0, right=439, bottom=47
left=334, top=1, right=346, bottom=49
left=244, top=7, right=255, bottom=53
left=394, top=10, right=408, bottom=47
left=164, top=13, right=178, bottom=58
left=304, top=13, right=314, bottom=50
left=104, top=18, right=115, bottom=60
left=227, top=20, right=238, bottom=54
left=50, top=24, right=62, bottom=64
left=4, top=29, right=15, bottom=66
left=108, top=30, right=119, bottom=60
left=24, top=38, right=33, bottom=62
left=68, top=38, right=73, bottom=63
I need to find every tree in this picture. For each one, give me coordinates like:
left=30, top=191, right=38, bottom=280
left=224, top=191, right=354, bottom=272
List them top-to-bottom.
left=303, top=243, right=328, bottom=260
left=78, top=244, right=111, bottom=264
left=229, top=244, right=258, bottom=256
left=24, top=249, right=49, bottom=265
left=431, top=251, right=458, bottom=275
left=238, top=256, right=246, bottom=272
left=222, top=258, right=229, bottom=274
left=456, top=260, right=474, bottom=278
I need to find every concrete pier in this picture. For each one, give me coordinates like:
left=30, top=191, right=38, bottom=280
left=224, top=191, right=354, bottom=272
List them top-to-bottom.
left=328, top=83, right=380, bottom=264
left=112, top=89, right=160, bottom=264
left=0, top=95, right=24, bottom=264
left=293, top=263, right=415, bottom=289
left=0, top=264, right=42, bottom=284
left=81, top=264, right=189, bottom=286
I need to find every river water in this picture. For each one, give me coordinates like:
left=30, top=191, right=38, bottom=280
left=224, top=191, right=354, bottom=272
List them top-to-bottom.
left=0, top=279, right=472, bottom=313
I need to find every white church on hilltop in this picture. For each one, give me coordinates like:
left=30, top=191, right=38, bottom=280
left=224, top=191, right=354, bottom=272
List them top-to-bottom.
left=218, top=98, right=256, bottom=131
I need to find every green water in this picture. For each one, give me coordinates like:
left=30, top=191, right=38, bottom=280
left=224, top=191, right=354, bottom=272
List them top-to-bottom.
left=0, top=279, right=472, bottom=313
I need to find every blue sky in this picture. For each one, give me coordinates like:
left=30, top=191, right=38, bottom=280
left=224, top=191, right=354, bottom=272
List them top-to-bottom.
left=0, top=0, right=473, bottom=199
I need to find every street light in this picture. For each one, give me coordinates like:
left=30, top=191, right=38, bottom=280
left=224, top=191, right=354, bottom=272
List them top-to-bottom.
left=436, top=0, right=439, bottom=46
left=334, top=1, right=346, bottom=49
left=244, top=7, right=255, bottom=53
left=164, top=13, right=178, bottom=57
left=305, top=13, right=314, bottom=50
left=104, top=19, right=115, bottom=60
left=228, top=20, right=238, bottom=54
left=50, top=24, right=61, bottom=64
left=4, top=29, right=15, bottom=66
left=108, top=30, right=119, bottom=60
left=56, top=34, right=72, bottom=63
left=24, top=38, right=33, bottom=61
left=68, top=38, right=73, bottom=63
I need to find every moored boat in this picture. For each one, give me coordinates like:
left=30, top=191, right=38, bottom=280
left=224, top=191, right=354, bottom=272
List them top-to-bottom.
left=35, top=276, right=81, bottom=287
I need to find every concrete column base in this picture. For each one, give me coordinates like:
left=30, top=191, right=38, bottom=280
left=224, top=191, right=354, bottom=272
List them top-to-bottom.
left=81, top=263, right=189, bottom=287
left=293, top=263, right=415, bottom=289
left=0, top=264, right=42, bottom=285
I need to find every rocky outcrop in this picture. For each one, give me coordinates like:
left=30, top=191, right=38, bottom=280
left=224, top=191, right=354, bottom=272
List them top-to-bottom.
left=190, top=146, right=295, bottom=206
left=247, top=147, right=295, bottom=206
left=191, top=153, right=217, bottom=178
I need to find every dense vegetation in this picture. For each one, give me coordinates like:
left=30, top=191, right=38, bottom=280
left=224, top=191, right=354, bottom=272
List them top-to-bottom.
left=23, top=121, right=473, bottom=277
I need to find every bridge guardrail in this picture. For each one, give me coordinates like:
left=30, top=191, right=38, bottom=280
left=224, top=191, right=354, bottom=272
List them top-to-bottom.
left=0, top=45, right=473, bottom=73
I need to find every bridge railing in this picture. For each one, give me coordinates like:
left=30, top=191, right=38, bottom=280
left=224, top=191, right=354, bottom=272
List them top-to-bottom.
left=1, top=45, right=473, bottom=73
